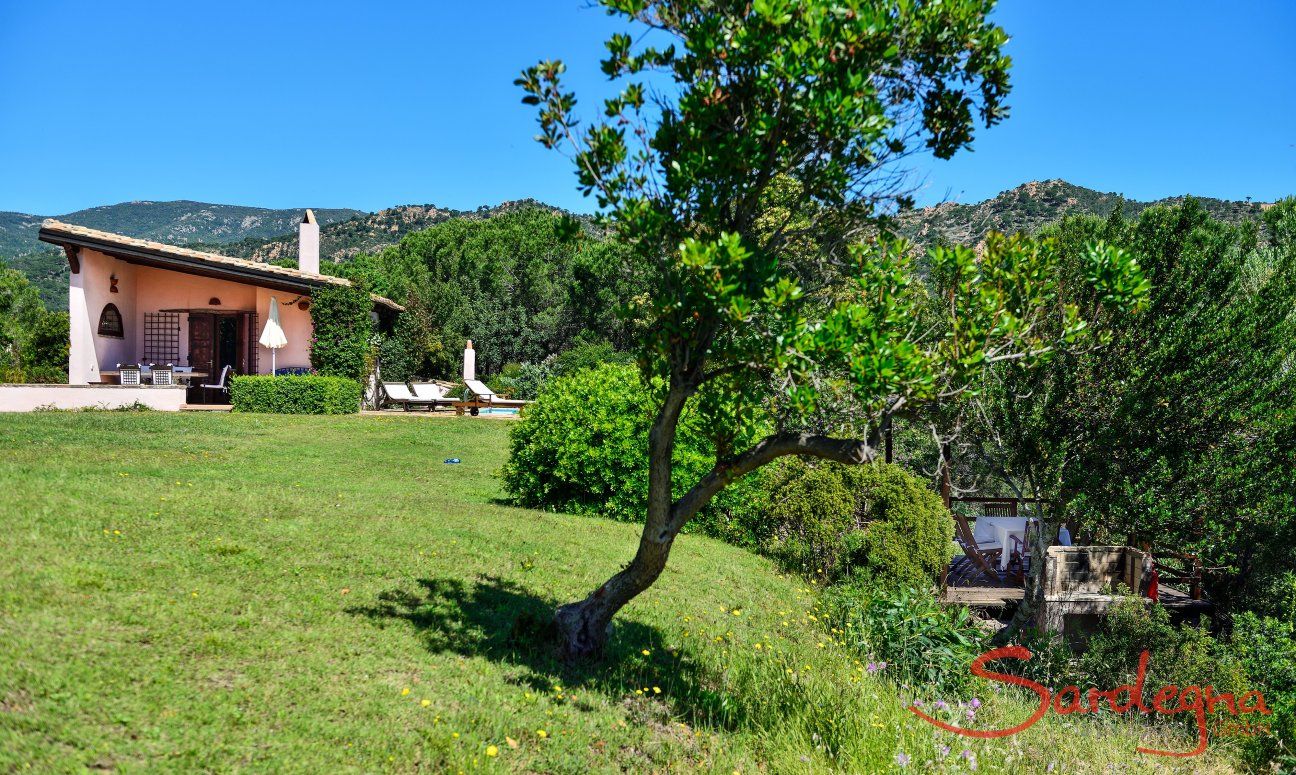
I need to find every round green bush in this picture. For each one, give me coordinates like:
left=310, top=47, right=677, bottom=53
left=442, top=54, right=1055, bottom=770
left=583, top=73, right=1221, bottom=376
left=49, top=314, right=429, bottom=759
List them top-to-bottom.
left=501, top=363, right=766, bottom=545
left=761, top=457, right=953, bottom=587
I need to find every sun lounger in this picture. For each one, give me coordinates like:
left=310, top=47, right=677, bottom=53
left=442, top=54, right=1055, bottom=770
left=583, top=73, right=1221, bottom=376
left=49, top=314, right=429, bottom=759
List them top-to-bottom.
left=452, top=378, right=532, bottom=415
left=462, top=379, right=530, bottom=407
left=381, top=382, right=436, bottom=411
left=410, top=382, right=456, bottom=408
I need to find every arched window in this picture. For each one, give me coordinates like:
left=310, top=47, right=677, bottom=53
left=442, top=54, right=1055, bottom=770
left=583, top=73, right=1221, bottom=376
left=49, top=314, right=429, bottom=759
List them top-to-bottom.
left=97, top=303, right=124, bottom=338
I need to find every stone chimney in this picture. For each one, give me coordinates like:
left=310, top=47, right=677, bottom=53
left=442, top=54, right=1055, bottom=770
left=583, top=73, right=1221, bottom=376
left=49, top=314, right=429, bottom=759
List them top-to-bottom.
left=299, top=209, right=319, bottom=274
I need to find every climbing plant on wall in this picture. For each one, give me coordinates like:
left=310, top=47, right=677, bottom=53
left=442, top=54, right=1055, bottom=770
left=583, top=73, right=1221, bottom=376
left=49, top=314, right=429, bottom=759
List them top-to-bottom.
left=309, top=284, right=374, bottom=382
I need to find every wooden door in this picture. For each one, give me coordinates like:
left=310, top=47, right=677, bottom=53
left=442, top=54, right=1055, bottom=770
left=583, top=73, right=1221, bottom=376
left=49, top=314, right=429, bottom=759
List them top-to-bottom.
left=187, top=313, right=215, bottom=403
left=188, top=314, right=214, bottom=374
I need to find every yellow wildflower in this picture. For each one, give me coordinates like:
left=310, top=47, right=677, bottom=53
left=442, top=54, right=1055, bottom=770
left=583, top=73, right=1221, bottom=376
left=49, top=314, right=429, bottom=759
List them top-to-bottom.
left=485, top=745, right=498, bottom=757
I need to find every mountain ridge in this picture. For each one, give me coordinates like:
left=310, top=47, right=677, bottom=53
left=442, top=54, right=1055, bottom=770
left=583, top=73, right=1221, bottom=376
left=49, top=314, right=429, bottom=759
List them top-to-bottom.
left=1, top=182, right=1273, bottom=308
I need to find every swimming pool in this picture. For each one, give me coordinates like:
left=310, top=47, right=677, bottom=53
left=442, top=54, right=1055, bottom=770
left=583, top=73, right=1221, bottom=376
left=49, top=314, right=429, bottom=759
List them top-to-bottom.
left=474, top=407, right=519, bottom=416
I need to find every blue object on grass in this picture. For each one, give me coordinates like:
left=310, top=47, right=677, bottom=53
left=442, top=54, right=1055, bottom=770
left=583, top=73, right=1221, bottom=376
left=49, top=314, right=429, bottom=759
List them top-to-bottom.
left=444, top=458, right=461, bottom=464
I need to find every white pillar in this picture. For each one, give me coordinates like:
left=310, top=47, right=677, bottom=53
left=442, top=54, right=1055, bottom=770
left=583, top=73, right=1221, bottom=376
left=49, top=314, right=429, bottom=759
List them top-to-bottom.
left=67, top=265, right=95, bottom=384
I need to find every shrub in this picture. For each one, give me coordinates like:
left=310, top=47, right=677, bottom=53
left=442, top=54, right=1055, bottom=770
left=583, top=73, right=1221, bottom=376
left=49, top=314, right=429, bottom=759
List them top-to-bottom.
left=310, top=284, right=375, bottom=381
left=551, top=339, right=634, bottom=378
left=488, top=361, right=553, bottom=400
left=502, top=363, right=766, bottom=543
left=230, top=375, right=361, bottom=414
left=759, top=458, right=953, bottom=587
left=824, top=582, right=986, bottom=698
left=1078, top=597, right=1245, bottom=696
left=1231, top=612, right=1296, bottom=770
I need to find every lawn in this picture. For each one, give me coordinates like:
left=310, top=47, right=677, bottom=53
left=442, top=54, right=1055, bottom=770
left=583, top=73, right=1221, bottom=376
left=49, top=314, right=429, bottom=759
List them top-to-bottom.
left=0, top=412, right=1237, bottom=773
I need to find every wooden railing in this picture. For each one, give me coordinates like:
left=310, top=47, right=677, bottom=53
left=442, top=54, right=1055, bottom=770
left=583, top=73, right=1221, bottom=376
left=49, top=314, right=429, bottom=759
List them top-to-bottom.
left=1152, top=551, right=1204, bottom=600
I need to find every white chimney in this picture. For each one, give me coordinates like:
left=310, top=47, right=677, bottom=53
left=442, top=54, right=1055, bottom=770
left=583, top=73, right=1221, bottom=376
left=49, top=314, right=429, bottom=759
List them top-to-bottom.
left=299, top=209, right=319, bottom=274
left=463, top=340, right=476, bottom=381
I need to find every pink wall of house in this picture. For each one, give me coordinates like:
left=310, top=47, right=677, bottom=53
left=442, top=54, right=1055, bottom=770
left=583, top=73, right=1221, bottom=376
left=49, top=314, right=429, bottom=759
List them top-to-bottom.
left=69, top=248, right=317, bottom=383
left=255, top=287, right=314, bottom=371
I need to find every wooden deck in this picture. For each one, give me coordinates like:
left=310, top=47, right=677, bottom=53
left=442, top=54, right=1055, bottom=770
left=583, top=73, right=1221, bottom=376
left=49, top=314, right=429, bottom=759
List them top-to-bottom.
left=940, top=556, right=1214, bottom=615
left=941, top=556, right=1024, bottom=607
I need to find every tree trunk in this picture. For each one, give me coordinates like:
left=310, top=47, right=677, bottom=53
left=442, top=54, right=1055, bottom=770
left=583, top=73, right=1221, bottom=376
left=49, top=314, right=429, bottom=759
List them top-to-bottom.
left=554, top=381, right=688, bottom=658
left=551, top=383, right=885, bottom=658
left=1003, top=497, right=1058, bottom=638
left=554, top=533, right=675, bottom=658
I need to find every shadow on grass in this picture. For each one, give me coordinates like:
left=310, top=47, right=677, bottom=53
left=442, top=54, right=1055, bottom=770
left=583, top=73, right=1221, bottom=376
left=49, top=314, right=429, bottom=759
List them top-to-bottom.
left=347, top=575, right=742, bottom=729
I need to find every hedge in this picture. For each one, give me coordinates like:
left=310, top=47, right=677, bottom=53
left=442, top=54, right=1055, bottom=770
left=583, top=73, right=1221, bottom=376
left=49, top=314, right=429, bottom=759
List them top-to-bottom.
left=229, top=375, right=361, bottom=414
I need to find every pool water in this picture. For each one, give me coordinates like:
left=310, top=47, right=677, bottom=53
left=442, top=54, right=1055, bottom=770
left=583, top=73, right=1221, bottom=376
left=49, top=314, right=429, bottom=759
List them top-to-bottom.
left=476, top=407, right=519, bottom=416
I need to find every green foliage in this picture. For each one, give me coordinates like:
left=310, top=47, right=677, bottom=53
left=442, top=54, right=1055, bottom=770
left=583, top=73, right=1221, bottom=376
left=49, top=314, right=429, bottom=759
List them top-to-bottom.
left=517, top=0, right=1147, bottom=507
left=1008, top=201, right=1296, bottom=614
left=361, top=207, right=642, bottom=381
left=0, top=268, right=67, bottom=383
left=309, top=284, right=375, bottom=382
left=551, top=338, right=634, bottom=378
left=486, top=361, right=553, bottom=400
left=502, top=363, right=765, bottom=544
left=229, top=375, right=361, bottom=414
left=760, top=458, right=952, bottom=587
left=824, top=582, right=986, bottom=698
left=1077, top=598, right=1244, bottom=698
left=1231, top=612, right=1296, bottom=769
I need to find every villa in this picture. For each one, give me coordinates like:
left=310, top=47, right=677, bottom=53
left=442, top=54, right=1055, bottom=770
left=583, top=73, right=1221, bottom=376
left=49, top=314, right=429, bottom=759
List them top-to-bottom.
left=0, top=212, right=400, bottom=411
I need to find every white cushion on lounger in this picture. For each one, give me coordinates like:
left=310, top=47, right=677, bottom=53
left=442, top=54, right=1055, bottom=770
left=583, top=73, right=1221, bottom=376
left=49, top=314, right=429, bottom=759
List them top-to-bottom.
left=383, top=383, right=416, bottom=401
left=411, top=383, right=448, bottom=400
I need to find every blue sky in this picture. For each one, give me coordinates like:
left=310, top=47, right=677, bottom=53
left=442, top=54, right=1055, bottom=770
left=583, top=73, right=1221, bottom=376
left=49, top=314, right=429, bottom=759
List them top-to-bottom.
left=1, top=1, right=1292, bottom=216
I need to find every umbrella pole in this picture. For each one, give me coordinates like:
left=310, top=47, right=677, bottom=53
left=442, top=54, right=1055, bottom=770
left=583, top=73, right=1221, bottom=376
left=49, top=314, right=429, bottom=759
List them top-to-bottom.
left=271, top=350, right=276, bottom=376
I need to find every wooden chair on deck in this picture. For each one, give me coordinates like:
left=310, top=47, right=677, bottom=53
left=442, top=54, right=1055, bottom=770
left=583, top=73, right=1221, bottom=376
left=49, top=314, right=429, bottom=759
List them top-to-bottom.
left=953, top=511, right=1003, bottom=582
left=1008, top=520, right=1039, bottom=584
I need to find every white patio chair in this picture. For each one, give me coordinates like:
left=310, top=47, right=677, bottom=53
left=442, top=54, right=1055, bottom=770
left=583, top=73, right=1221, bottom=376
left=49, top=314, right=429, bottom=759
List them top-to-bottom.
left=117, top=363, right=141, bottom=387
left=201, top=365, right=233, bottom=394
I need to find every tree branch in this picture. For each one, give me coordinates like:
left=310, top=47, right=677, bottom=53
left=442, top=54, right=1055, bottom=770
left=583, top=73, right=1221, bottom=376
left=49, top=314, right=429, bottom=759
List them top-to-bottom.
left=665, top=429, right=883, bottom=537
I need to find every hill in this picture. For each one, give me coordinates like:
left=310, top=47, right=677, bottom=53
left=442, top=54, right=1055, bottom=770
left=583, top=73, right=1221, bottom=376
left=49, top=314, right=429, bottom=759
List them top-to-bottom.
left=896, top=179, right=1268, bottom=248
left=1, top=182, right=1271, bottom=309
left=191, top=198, right=575, bottom=264
left=0, top=200, right=572, bottom=306
left=188, top=203, right=465, bottom=263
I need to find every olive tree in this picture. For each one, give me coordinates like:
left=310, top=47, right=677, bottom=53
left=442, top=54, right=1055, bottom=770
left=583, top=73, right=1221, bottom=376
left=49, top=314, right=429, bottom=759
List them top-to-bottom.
left=518, top=0, right=1147, bottom=657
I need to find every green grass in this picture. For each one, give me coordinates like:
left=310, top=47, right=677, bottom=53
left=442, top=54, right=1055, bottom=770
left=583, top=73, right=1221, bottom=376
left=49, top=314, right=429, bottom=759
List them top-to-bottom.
left=0, top=413, right=1237, bottom=773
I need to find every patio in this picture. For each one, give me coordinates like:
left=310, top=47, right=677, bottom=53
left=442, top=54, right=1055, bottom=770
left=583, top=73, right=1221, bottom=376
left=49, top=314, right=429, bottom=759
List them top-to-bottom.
left=939, top=497, right=1213, bottom=636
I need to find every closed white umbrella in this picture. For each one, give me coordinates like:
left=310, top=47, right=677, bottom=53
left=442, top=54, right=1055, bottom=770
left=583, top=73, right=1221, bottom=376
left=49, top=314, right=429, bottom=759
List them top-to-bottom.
left=259, top=296, right=288, bottom=375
